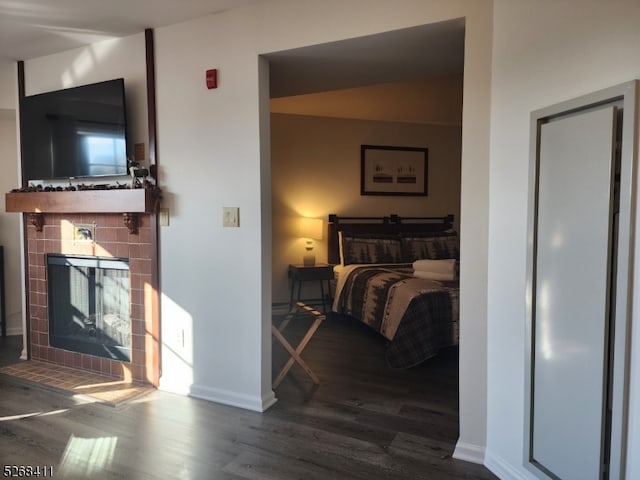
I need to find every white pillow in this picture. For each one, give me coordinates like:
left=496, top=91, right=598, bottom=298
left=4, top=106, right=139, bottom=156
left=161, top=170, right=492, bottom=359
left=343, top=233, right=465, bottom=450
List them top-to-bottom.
left=412, top=258, right=456, bottom=275
left=413, top=269, right=455, bottom=281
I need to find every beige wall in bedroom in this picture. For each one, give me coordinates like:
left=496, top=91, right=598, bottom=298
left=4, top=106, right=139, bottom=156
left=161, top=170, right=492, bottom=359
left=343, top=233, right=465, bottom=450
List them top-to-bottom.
left=270, top=76, right=463, bottom=305
left=270, top=112, right=461, bottom=304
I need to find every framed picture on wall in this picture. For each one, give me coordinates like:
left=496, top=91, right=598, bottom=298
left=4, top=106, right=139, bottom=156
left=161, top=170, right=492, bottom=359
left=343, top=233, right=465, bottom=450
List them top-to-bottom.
left=360, top=144, right=428, bottom=196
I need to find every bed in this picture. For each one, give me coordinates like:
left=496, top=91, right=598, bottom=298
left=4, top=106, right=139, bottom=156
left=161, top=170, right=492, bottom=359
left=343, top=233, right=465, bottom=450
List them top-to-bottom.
left=328, top=214, right=459, bottom=368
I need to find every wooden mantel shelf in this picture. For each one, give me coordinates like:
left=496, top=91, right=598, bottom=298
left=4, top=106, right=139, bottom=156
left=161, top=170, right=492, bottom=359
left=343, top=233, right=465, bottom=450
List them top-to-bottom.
left=5, top=187, right=161, bottom=234
left=5, top=188, right=159, bottom=214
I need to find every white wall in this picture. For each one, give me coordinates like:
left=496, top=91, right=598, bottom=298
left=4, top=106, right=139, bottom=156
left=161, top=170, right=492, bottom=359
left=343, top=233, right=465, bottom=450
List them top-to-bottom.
left=154, top=0, right=493, bottom=457
left=486, top=1, right=640, bottom=478
left=0, top=61, right=22, bottom=336
left=0, top=62, right=17, bottom=110
left=0, top=109, right=22, bottom=335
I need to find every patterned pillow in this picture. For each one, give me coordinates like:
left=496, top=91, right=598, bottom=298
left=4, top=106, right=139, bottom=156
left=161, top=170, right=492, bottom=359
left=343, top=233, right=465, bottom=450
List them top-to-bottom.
left=339, top=232, right=403, bottom=265
left=401, top=232, right=459, bottom=261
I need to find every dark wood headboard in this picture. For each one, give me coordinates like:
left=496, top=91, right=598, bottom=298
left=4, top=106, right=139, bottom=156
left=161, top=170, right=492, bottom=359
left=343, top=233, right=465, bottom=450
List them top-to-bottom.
left=327, top=213, right=455, bottom=265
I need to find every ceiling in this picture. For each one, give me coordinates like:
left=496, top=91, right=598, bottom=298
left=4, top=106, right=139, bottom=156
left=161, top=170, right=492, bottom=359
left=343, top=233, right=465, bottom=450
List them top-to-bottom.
left=0, top=0, right=261, bottom=62
left=0, top=1, right=465, bottom=98
left=267, top=19, right=465, bottom=98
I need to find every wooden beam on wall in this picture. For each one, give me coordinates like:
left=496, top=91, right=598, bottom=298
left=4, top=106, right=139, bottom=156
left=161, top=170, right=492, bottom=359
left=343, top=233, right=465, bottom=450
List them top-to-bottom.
left=145, top=28, right=161, bottom=386
left=145, top=28, right=158, bottom=172
left=16, top=59, right=31, bottom=358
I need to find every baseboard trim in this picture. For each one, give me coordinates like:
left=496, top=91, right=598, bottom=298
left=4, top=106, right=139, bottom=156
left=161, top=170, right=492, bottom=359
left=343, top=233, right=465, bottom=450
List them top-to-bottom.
left=271, top=303, right=290, bottom=316
left=5, top=312, right=23, bottom=337
left=157, top=379, right=191, bottom=396
left=188, top=383, right=277, bottom=412
left=453, top=440, right=485, bottom=464
left=484, top=449, right=535, bottom=480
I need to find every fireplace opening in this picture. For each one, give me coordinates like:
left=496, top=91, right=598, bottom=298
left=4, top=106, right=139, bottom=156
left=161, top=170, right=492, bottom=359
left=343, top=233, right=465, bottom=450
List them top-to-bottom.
left=47, top=254, right=131, bottom=361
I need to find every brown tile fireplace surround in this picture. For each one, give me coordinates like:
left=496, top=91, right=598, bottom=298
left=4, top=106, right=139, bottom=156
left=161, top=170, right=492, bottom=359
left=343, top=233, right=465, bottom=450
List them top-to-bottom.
left=5, top=188, right=160, bottom=386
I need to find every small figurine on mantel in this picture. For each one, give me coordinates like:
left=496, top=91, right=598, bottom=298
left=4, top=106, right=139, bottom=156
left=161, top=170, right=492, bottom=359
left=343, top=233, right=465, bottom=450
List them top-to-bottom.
left=128, top=159, right=149, bottom=188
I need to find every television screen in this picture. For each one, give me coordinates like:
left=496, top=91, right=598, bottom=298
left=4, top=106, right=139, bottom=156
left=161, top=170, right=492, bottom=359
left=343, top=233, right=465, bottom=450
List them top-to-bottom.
left=20, top=78, right=129, bottom=181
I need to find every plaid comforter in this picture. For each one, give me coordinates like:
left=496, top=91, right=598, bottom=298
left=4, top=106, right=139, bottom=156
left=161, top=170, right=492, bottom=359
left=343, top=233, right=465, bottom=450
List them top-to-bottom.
left=332, top=264, right=459, bottom=368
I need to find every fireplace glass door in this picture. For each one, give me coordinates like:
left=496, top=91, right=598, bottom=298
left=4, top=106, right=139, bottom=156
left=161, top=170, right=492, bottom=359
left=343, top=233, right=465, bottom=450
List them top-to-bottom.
left=48, top=255, right=131, bottom=361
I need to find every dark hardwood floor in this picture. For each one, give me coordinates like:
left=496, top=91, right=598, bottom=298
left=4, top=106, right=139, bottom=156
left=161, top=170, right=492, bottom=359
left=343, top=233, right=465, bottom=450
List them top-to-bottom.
left=0, top=315, right=497, bottom=479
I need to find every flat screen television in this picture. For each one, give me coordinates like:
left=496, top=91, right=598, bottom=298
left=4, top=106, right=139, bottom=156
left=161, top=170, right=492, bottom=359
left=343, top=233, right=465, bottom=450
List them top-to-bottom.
left=20, top=78, right=129, bottom=182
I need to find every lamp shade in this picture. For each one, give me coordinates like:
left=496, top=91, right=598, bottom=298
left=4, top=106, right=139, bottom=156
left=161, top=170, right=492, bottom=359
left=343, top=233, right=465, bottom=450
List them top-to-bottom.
left=298, top=217, right=323, bottom=240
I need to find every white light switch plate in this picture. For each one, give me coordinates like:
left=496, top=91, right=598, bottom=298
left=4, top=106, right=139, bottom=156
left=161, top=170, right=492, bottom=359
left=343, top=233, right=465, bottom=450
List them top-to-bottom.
left=222, top=207, right=239, bottom=227
left=159, top=208, right=170, bottom=226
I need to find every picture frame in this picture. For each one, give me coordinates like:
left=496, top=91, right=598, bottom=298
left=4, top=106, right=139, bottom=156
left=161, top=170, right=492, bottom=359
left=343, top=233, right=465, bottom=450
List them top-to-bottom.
left=360, top=144, right=428, bottom=196
left=72, top=222, right=96, bottom=245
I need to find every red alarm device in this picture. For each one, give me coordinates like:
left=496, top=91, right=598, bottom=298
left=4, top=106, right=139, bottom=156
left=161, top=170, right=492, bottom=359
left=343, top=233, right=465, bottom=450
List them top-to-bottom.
left=206, top=69, right=218, bottom=89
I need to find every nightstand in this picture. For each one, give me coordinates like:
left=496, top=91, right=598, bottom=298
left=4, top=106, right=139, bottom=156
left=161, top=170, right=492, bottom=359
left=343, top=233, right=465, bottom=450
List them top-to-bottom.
left=288, top=263, right=334, bottom=313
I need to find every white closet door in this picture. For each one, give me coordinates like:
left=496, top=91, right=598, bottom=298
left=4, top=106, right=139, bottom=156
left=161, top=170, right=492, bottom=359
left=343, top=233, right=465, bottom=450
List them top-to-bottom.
left=532, top=106, right=616, bottom=479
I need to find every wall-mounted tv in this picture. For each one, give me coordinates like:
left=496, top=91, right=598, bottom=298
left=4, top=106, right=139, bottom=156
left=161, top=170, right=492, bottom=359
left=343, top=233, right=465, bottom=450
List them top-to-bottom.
left=20, top=78, right=129, bottom=182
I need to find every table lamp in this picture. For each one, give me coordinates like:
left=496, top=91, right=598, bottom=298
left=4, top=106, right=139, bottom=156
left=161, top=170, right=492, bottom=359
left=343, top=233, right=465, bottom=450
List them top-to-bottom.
left=298, top=217, right=323, bottom=266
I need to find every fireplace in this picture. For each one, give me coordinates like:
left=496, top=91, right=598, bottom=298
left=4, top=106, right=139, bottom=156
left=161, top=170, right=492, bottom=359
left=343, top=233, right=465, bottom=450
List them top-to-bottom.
left=20, top=210, right=159, bottom=385
left=47, top=254, right=131, bottom=362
